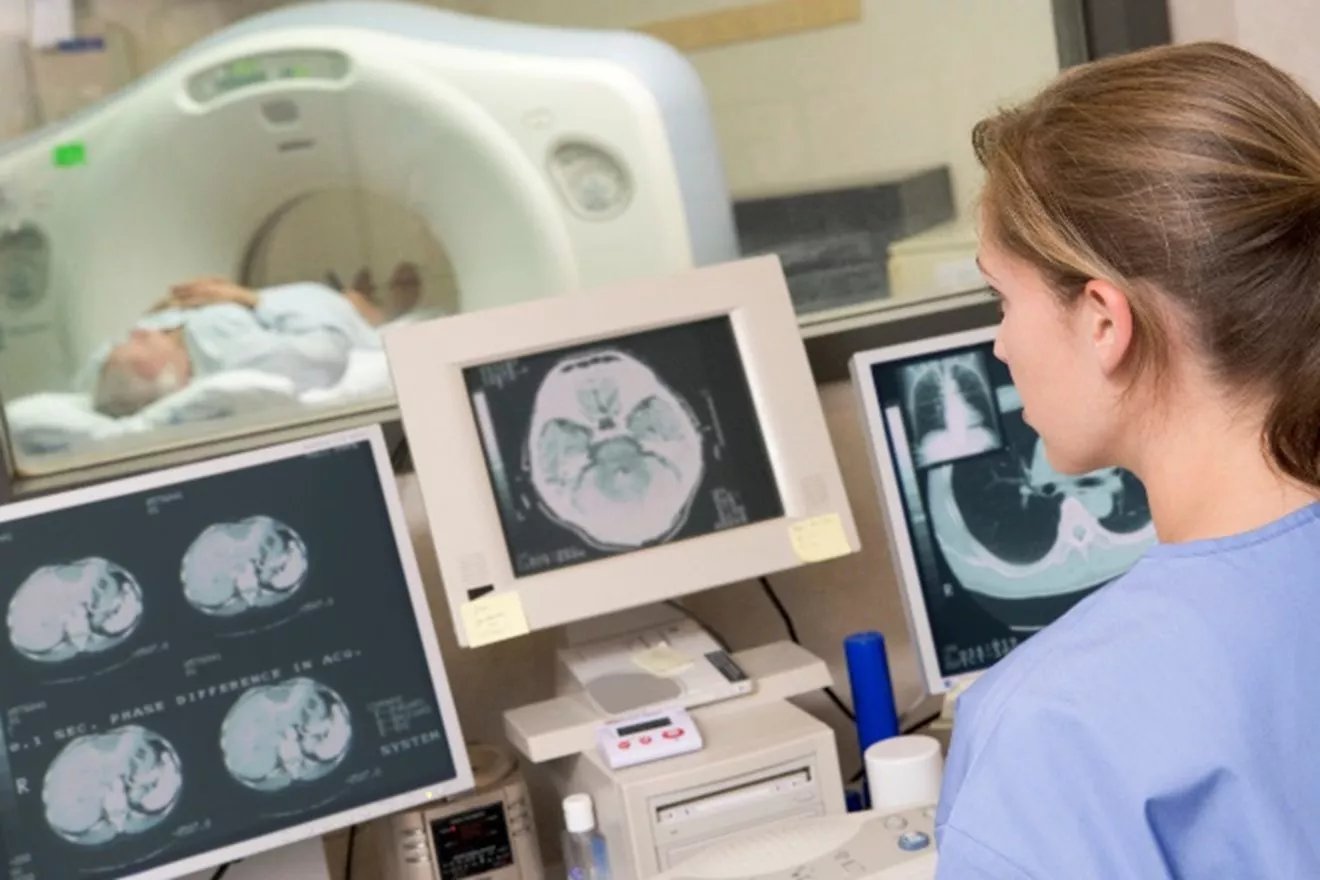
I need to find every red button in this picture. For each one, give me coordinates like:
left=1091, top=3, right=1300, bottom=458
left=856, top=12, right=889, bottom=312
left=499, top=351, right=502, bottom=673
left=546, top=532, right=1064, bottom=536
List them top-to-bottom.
left=662, top=728, right=685, bottom=739
left=639, top=736, right=653, bottom=745
left=618, top=740, right=631, bottom=750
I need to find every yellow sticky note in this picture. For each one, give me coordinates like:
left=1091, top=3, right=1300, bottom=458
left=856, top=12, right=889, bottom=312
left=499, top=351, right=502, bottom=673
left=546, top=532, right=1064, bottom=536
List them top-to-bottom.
left=789, top=513, right=851, bottom=563
left=460, top=592, right=529, bottom=647
left=632, top=645, right=695, bottom=678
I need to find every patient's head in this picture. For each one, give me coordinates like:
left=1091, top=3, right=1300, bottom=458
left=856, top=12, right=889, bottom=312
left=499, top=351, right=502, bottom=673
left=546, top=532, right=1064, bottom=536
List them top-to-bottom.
left=93, top=328, right=192, bottom=417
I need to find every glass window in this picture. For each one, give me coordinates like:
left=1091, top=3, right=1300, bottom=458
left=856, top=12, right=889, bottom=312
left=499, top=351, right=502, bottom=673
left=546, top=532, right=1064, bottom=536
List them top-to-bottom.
left=0, top=0, right=1075, bottom=485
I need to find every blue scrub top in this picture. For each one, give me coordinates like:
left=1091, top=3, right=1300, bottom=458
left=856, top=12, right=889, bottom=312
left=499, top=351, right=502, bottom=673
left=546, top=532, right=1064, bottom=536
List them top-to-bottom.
left=935, top=502, right=1320, bottom=879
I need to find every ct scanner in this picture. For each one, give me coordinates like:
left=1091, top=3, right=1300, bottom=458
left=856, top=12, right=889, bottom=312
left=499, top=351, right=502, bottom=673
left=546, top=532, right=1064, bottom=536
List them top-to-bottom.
left=0, top=0, right=737, bottom=476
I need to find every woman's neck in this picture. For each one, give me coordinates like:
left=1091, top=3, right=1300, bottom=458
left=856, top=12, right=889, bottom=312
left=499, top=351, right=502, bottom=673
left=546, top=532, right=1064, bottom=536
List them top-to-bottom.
left=1127, top=392, right=1318, bottom=544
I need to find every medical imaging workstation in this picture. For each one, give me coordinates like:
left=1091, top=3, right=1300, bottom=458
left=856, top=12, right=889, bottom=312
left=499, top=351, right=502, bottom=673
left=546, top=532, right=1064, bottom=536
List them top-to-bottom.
left=0, top=1, right=1166, bottom=879
left=0, top=428, right=472, bottom=880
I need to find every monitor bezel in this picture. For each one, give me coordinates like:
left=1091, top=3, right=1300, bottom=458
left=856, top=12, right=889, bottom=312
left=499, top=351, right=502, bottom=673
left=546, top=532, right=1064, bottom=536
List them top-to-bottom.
left=384, top=255, right=860, bottom=647
left=850, top=324, right=1001, bottom=697
left=0, top=425, right=474, bottom=880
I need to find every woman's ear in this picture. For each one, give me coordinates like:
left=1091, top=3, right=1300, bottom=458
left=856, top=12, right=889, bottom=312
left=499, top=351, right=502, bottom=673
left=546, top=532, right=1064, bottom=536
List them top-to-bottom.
left=1080, top=278, right=1134, bottom=376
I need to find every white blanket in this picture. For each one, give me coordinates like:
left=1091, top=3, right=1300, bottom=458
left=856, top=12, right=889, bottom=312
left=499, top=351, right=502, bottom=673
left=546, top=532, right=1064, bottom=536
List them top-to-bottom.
left=6, top=349, right=393, bottom=460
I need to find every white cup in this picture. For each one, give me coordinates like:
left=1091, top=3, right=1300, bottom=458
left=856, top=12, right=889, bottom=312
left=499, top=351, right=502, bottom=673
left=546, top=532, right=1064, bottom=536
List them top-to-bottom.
left=864, top=735, right=943, bottom=812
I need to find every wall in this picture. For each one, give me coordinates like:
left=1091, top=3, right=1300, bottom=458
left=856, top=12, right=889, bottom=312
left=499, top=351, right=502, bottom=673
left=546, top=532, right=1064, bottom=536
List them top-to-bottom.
left=484, top=0, right=1060, bottom=215
left=1167, top=0, right=1320, bottom=95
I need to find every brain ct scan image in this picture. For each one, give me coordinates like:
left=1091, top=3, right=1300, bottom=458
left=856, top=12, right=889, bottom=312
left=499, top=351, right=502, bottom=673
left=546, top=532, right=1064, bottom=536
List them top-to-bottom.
left=466, top=317, right=784, bottom=577
left=866, top=341, right=1157, bottom=679
left=529, top=349, right=705, bottom=549
left=901, top=351, right=1001, bottom=468
left=181, top=516, right=309, bottom=616
left=7, top=558, right=144, bottom=663
left=220, top=677, right=352, bottom=792
left=42, top=725, right=183, bottom=846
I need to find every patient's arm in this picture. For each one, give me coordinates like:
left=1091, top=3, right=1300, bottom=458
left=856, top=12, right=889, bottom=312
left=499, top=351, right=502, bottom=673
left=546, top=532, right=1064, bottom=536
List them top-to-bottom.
left=152, top=279, right=260, bottom=313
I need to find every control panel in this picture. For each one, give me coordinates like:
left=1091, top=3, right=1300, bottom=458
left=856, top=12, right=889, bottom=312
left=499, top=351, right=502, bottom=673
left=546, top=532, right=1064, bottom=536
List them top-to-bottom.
left=186, top=50, right=351, bottom=103
left=597, top=708, right=703, bottom=770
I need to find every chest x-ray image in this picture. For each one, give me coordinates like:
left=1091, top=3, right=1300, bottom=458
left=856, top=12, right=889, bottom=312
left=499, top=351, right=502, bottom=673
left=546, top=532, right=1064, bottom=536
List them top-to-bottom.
left=466, top=317, right=784, bottom=576
left=868, top=342, right=1156, bottom=675
left=901, top=351, right=1002, bottom=468
left=180, top=516, right=309, bottom=617
left=7, top=558, right=144, bottom=663
left=220, top=677, right=353, bottom=792
left=41, top=725, right=183, bottom=846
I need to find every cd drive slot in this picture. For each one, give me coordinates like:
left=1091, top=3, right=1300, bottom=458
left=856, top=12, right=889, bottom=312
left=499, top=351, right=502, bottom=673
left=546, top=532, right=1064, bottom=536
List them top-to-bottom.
left=654, top=766, right=814, bottom=825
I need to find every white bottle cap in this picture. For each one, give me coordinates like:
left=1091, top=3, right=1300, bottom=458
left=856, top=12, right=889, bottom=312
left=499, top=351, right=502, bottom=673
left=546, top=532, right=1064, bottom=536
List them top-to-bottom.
left=864, top=735, right=943, bottom=813
left=563, top=793, right=596, bottom=834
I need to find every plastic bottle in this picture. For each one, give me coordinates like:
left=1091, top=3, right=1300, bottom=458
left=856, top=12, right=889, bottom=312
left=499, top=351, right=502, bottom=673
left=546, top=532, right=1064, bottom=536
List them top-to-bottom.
left=562, top=793, right=611, bottom=880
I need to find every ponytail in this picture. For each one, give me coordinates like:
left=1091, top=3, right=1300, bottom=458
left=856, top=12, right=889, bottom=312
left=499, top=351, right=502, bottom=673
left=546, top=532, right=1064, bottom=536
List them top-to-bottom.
left=1265, top=331, right=1320, bottom=490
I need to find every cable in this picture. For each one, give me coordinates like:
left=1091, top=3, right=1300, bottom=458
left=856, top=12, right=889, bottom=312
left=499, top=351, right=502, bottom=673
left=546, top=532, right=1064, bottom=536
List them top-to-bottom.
left=390, top=436, right=412, bottom=473
left=758, top=577, right=800, bottom=643
left=759, top=577, right=855, bottom=723
left=664, top=599, right=732, bottom=652
left=821, top=684, right=857, bottom=723
left=901, top=709, right=942, bottom=736
left=344, top=823, right=358, bottom=880
left=210, top=863, right=233, bottom=880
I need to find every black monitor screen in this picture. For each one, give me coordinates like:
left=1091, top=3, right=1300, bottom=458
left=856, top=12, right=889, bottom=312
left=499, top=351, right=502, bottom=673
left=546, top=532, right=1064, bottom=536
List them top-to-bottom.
left=465, top=316, right=785, bottom=577
left=864, top=341, right=1156, bottom=680
left=0, top=439, right=458, bottom=879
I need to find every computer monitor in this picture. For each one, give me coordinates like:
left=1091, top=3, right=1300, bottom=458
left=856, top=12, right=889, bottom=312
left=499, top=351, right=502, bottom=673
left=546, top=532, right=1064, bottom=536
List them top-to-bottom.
left=385, top=255, right=859, bottom=647
left=850, top=326, right=1157, bottom=695
left=0, top=426, right=473, bottom=880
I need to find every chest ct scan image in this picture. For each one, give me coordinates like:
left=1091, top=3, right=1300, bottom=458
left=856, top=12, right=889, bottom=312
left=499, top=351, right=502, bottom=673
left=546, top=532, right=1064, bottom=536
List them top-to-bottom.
left=867, top=343, right=1157, bottom=643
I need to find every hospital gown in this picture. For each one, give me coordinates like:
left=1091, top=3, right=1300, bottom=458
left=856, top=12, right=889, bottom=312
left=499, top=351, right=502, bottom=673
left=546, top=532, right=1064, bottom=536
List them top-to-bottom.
left=82, top=282, right=380, bottom=395
left=151, top=282, right=381, bottom=392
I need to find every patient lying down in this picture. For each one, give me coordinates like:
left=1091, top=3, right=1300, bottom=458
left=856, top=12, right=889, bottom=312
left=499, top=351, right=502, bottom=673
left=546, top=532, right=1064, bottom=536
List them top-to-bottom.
left=91, top=279, right=385, bottom=418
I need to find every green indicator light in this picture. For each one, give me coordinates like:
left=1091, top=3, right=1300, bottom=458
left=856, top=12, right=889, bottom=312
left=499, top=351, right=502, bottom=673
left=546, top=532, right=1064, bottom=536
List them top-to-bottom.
left=53, top=142, right=86, bottom=168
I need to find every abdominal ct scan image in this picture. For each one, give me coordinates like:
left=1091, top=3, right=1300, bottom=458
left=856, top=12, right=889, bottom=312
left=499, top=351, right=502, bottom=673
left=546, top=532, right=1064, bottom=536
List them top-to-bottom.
left=466, top=317, right=784, bottom=577
left=874, top=343, right=1157, bottom=663
left=180, top=516, right=309, bottom=617
left=7, top=558, right=144, bottom=663
left=220, top=677, right=353, bottom=792
left=42, top=725, right=183, bottom=846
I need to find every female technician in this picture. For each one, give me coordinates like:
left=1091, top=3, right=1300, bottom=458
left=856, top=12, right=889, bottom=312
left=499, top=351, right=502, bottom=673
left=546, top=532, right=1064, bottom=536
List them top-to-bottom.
left=934, top=42, right=1320, bottom=878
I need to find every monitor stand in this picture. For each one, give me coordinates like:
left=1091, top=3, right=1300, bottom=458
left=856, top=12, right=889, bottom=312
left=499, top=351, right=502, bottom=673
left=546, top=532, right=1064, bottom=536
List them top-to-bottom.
left=557, top=604, right=754, bottom=719
left=180, top=838, right=330, bottom=880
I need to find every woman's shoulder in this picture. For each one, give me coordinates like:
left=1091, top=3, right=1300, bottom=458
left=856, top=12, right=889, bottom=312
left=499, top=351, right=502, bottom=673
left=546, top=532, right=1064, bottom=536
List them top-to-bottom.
left=953, top=560, right=1215, bottom=743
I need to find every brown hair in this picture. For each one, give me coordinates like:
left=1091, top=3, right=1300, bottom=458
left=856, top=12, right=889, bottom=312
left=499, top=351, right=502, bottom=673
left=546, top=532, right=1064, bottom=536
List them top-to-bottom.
left=973, top=42, right=1320, bottom=490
